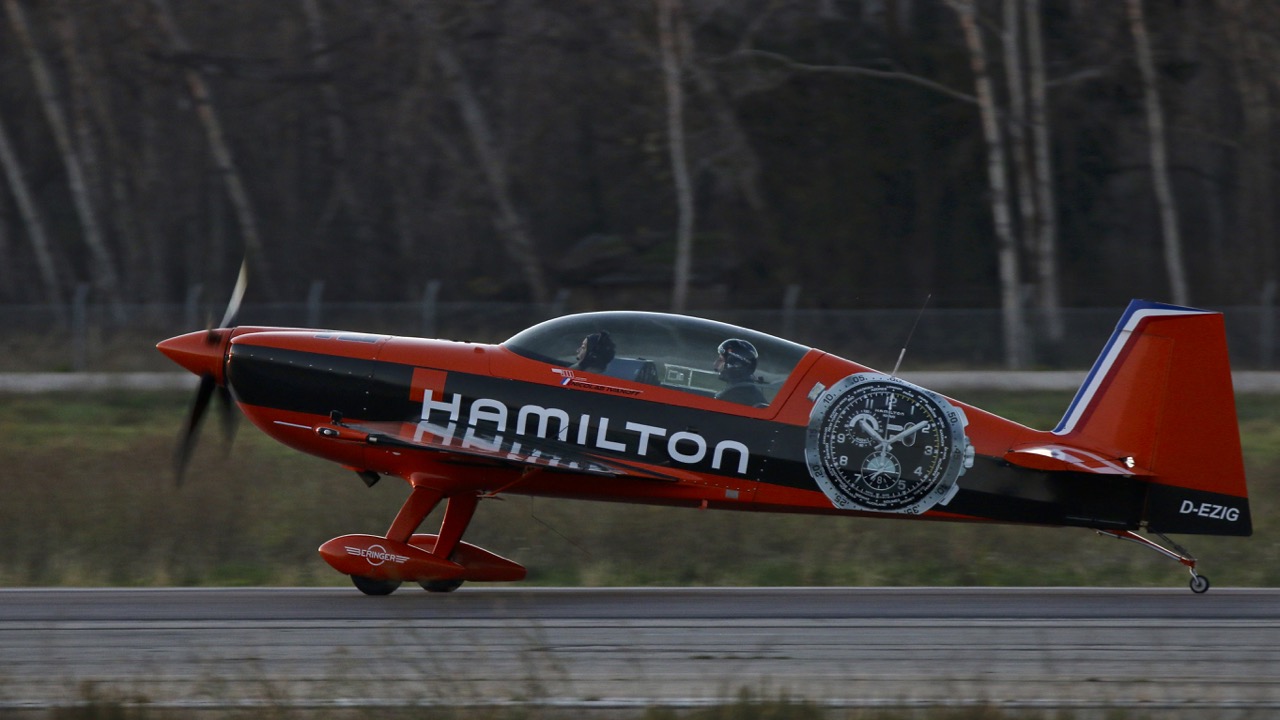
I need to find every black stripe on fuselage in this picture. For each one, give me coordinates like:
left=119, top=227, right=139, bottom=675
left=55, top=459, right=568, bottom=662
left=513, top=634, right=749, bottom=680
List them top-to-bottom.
left=227, top=344, right=801, bottom=483
left=228, top=344, right=377, bottom=418
left=945, top=457, right=1146, bottom=530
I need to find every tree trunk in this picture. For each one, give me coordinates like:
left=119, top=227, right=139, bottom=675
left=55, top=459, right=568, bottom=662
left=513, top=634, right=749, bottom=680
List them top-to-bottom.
left=5, top=0, right=125, bottom=321
left=51, top=0, right=159, bottom=304
left=148, top=0, right=272, bottom=294
left=300, top=0, right=375, bottom=256
left=657, top=0, right=696, bottom=314
left=948, top=0, right=1026, bottom=369
left=1002, top=0, right=1036, bottom=260
left=1026, top=0, right=1064, bottom=344
left=1126, top=0, right=1189, bottom=306
left=1222, top=0, right=1276, bottom=306
left=681, top=8, right=779, bottom=282
left=435, top=43, right=551, bottom=306
left=0, top=111, right=66, bottom=314
left=0, top=193, right=8, bottom=291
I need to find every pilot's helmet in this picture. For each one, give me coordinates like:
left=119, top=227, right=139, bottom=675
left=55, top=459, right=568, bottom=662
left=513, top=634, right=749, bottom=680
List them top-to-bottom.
left=581, top=331, right=615, bottom=368
left=716, top=338, right=758, bottom=381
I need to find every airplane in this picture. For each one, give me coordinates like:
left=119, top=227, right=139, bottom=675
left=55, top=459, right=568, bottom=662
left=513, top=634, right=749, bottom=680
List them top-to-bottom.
left=158, top=272, right=1251, bottom=595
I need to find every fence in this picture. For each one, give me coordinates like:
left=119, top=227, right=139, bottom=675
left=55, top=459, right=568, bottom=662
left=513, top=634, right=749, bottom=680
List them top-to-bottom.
left=1, top=295, right=1275, bottom=373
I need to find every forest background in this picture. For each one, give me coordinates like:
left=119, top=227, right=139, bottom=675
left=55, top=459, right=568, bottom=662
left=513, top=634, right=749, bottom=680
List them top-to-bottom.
left=0, top=0, right=1277, bottom=370
left=2, top=0, right=1278, bottom=591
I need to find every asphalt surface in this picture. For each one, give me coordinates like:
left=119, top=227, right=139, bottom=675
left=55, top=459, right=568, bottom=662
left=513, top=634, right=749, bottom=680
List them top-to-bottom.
left=2, top=587, right=1278, bottom=711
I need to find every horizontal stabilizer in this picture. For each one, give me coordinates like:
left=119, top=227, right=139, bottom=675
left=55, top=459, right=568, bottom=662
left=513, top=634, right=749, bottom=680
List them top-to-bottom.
left=1004, top=443, right=1154, bottom=476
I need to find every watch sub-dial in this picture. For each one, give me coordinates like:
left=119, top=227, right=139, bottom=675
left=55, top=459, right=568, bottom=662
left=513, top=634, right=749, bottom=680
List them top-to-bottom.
left=848, top=413, right=882, bottom=445
left=859, top=449, right=901, bottom=489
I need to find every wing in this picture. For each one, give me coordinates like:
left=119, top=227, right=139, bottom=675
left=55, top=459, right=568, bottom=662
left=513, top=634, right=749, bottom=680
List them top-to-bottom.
left=318, top=418, right=685, bottom=482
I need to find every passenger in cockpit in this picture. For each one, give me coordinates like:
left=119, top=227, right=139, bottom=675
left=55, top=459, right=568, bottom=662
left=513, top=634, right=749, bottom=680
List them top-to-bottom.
left=573, top=331, right=615, bottom=373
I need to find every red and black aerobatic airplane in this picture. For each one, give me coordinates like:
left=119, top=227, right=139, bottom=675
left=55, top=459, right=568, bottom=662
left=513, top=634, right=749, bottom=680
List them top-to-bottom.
left=159, top=270, right=1250, bottom=595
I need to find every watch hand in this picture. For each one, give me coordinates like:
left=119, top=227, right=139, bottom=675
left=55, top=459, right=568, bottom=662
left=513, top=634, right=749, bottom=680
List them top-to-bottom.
left=886, top=421, right=929, bottom=445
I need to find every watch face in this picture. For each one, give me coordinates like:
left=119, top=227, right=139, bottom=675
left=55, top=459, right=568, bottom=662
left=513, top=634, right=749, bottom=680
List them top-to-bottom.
left=805, top=373, right=972, bottom=514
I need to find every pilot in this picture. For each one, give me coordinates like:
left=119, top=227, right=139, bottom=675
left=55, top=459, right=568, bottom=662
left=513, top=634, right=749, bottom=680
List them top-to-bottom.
left=573, top=331, right=615, bottom=373
left=714, top=338, right=766, bottom=406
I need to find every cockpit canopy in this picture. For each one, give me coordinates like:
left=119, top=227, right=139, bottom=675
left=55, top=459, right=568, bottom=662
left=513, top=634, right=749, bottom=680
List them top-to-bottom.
left=503, top=311, right=811, bottom=405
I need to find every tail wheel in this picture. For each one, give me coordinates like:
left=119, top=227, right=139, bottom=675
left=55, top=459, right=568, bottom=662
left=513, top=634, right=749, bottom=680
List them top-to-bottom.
left=1190, top=574, right=1211, bottom=594
left=351, top=575, right=402, bottom=596
left=420, top=579, right=464, bottom=593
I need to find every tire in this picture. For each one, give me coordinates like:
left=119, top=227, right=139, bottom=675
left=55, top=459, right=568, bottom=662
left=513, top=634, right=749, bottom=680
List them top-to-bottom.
left=1189, top=574, right=1211, bottom=594
left=351, top=575, right=401, bottom=596
left=419, top=579, right=464, bottom=593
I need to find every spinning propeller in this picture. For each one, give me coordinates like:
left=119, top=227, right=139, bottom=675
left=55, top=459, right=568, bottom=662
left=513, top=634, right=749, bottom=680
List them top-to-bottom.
left=158, top=261, right=248, bottom=485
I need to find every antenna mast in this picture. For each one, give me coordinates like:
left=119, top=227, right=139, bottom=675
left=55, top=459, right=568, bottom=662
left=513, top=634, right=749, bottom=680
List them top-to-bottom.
left=891, top=294, right=931, bottom=378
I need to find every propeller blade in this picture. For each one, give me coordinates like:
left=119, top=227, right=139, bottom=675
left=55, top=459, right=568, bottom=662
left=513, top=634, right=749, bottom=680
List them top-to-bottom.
left=174, top=258, right=249, bottom=486
left=218, top=259, right=249, bottom=329
left=175, top=373, right=217, bottom=486
left=217, top=384, right=238, bottom=451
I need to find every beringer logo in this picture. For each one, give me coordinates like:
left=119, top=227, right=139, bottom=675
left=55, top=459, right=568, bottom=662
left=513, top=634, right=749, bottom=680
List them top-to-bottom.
left=1179, top=500, right=1240, bottom=522
left=345, top=544, right=409, bottom=566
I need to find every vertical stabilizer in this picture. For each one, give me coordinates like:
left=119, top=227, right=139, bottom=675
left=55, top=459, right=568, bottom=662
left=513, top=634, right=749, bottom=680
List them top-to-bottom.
left=1054, top=300, right=1250, bottom=536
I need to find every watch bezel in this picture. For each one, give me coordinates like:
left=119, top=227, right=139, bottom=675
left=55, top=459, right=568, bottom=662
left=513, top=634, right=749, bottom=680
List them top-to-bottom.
left=805, top=372, right=970, bottom=514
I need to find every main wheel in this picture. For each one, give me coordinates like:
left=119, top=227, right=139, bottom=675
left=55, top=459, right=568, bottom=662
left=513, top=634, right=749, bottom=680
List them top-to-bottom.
left=1190, top=574, right=1211, bottom=594
left=351, top=575, right=402, bottom=596
left=419, top=579, right=464, bottom=593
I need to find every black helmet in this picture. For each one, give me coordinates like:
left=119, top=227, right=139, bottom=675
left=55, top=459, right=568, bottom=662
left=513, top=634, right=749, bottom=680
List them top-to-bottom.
left=579, top=331, right=615, bottom=369
left=716, top=338, right=757, bottom=381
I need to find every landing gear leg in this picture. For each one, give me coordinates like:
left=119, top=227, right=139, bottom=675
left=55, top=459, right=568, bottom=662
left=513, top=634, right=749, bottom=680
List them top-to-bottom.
left=386, top=484, right=445, bottom=544
left=416, top=493, right=479, bottom=593
left=1096, top=529, right=1210, bottom=594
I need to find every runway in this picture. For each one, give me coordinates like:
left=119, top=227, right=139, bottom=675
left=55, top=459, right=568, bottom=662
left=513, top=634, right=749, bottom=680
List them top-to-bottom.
left=3, top=587, right=1279, bottom=712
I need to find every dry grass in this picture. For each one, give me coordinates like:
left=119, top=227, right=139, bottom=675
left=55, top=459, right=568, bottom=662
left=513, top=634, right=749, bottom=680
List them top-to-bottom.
left=0, top=391, right=1275, bottom=589
left=15, top=691, right=1198, bottom=719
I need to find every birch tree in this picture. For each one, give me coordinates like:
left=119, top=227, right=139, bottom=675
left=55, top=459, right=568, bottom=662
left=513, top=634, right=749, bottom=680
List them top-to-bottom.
left=5, top=0, right=125, bottom=320
left=51, top=0, right=160, bottom=303
left=148, top=0, right=273, bottom=292
left=300, top=0, right=375, bottom=255
left=657, top=0, right=696, bottom=313
left=947, top=0, right=1027, bottom=368
left=1001, top=0, right=1064, bottom=349
left=1002, top=0, right=1036, bottom=263
left=1025, top=0, right=1063, bottom=345
left=1126, top=0, right=1189, bottom=306
left=1221, top=0, right=1276, bottom=306
left=679, top=6, right=770, bottom=238
left=436, top=42, right=551, bottom=305
left=0, top=111, right=65, bottom=313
